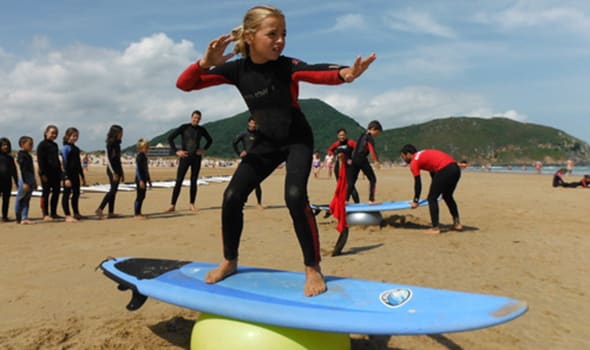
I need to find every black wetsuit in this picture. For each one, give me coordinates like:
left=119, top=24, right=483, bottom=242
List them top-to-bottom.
left=177, top=56, right=344, bottom=266
left=168, top=123, right=212, bottom=206
left=232, top=128, right=262, bottom=205
left=349, top=132, right=378, bottom=202
left=327, top=138, right=359, bottom=203
left=37, top=139, right=62, bottom=218
left=98, top=141, right=123, bottom=214
left=61, top=142, right=85, bottom=217
left=15, top=150, right=36, bottom=222
left=0, top=151, right=18, bottom=220
left=135, top=153, right=151, bottom=215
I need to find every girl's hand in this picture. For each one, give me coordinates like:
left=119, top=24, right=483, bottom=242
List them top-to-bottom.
left=200, top=34, right=235, bottom=69
left=339, top=53, right=377, bottom=83
left=64, top=179, right=72, bottom=188
left=139, top=180, right=145, bottom=189
left=23, top=183, right=30, bottom=192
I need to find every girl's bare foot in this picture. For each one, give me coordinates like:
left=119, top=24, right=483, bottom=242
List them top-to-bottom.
left=189, top=204, right=198, bottom=212
left=256, top=204, right=264, bottom=210
left=166, top=205, right=175, bottom=212
left=95, top=209, right=104, bottom=219
left=107, top=213, right=121, bottom=219
left=134, top=215, right=147, bottom=220
left=43, top=216, right=53, bottom=222
left=65, top=216, right=78, bottom=223
left=21, top=220, right=34, bottom=225
left=452, top=224, right=463, bottom=232
left=424, top=227, right=441, bottom=235
left=205, top=260, right=238, bottom=284
left=304, top=265, right=327, bottom=297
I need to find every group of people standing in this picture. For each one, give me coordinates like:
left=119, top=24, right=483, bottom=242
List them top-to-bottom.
left=0, top=124, right=144, bottom=224
left=0, top=126, right=89, bottom=224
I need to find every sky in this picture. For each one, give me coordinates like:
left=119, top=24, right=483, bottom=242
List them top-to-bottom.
left=1, top=0, right=589, bottom=151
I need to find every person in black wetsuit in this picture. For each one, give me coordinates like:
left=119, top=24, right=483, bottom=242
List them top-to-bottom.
left=176, top=5, right=376, bottom=296
left=167, top=110, right=212, bottom=212
left=232, top=116, right=263, bottom=208
left=348, top=121, right=382, bottom=203
left=37, top=125, right=63, bottom=221
left=95, top=125, right=124, bottom=219
left=61, top=127, right=87, bottom=222
left=327, top=128, right=359, bottom=203
left=15, top=136, right=37, bottom=224
left=0, top=138, right=18, bottom=222
left=134, top=139, right=152, bottom=219
left=552, top=168, right=582, bottom=188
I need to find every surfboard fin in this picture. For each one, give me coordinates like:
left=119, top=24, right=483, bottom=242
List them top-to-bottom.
left=126, top=290, right=148, bottom=311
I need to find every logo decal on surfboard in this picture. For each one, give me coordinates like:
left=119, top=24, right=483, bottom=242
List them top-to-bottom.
left=379, top=288, right=412, bottom=308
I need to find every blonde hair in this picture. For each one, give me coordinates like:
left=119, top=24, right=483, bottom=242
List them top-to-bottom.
left=231, top=5, right=285, bottom=57
left=136, top=138, right=150, bottom=152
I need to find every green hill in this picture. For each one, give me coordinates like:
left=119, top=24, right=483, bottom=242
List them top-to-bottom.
left=129, top=99, right=590, bottom=165
left=379, top=117, right=590, bottom=164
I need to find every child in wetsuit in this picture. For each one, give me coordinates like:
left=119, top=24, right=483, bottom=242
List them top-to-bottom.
left=176, top=5, right=375, bottom=296
left=348, top=121, right=382, bottom=203
left=37, top=125, right=63, bottom=221
left=96, top=125, right=124, bottom=219
left=61, top=127, right=87, bottom=222
left=327, top=128, right=359, bottom=203
left=15, top=136, right=37, bottom=224
left=0, top=138, right=18, bottom=222
left=134, top=139, right=152, bottom=219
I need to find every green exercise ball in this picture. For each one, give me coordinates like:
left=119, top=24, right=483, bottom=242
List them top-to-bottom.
left=191, top=313, right=350, bottom=350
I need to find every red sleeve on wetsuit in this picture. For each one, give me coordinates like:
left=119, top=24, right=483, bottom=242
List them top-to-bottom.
left=290, top=58, right=345, bottom=85
left=176, top=61, right=232, bottom=91
left=349, top=139, right=357, bottom=149
left=327, top=141, right=340, bottom=155
left=367, top=142, right=379, bottom=162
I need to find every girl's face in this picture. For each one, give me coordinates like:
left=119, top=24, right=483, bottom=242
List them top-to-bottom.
left=246, top=15, right=286, bottom=64
left=45, top=128, right=58, bottom=141
left=118, top=130, right=124, bottom=140
left=337, top=131, right=347, bottom=141
left=68, top=132, right=79, bottom=144
left=1, top=143, right=8, bottom=153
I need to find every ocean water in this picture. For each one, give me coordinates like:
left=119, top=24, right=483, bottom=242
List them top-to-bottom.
left=466, top=165, right=590, bottom=176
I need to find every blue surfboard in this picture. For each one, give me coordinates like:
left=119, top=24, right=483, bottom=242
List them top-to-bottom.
left=311, top=199, right=429, bottom=213
left=100, top=257, right=527, bottom=335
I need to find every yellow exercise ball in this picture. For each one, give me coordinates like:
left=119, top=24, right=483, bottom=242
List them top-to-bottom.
left=191, top=313, right=350, bottom=350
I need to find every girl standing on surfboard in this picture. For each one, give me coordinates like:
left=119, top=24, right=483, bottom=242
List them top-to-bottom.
left=176, top=5, right=375, bottom=296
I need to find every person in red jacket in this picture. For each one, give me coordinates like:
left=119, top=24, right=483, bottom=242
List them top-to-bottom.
left=175, top=5, right=376, bottom=296
left=326, top=128, right=359, bottom=203
left=400, top=144, right=463, bottom=234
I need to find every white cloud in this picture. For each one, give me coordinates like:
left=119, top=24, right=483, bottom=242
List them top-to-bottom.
left=475, top=1, right=590, bottom=35
left=384, top=9, right=457, bottom=39
left=329, top=14, right=367, bottom=31
left=0, top=33, right=246, bottom=150
left=301, top=85, right=527, bottom=129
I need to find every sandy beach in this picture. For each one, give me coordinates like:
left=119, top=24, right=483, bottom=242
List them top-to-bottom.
left=1, top=164, right=588, bottom=349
